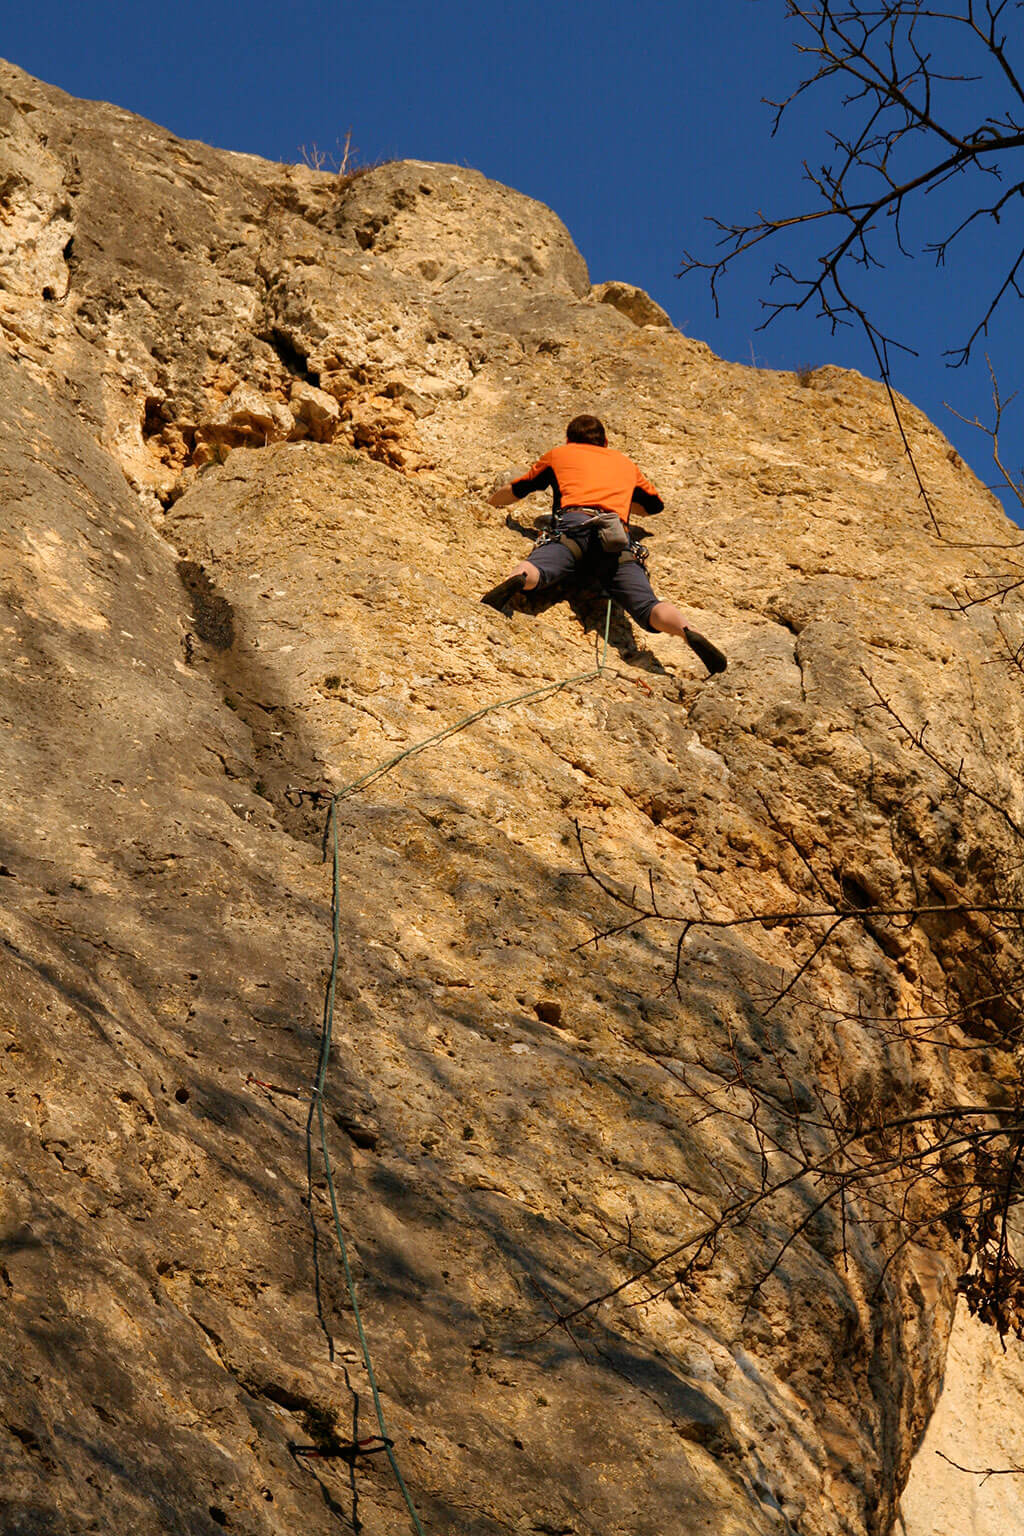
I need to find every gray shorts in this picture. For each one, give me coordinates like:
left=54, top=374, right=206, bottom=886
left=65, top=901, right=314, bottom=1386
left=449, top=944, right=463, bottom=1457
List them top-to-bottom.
left=527, top=511, right=662, bottom=631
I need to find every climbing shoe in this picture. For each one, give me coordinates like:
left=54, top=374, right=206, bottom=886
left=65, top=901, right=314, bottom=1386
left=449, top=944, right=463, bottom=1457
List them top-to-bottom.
left=481, top=573, right=527, bottom=610
left=683, top=626, right=727, bottom=675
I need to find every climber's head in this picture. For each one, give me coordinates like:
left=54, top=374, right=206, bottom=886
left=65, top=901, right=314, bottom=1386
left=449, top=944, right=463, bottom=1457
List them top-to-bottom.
left=566, top=414, right=607, bottom=447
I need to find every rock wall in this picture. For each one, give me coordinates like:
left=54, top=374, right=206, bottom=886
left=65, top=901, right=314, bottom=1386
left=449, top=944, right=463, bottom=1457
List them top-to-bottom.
left=2, top=59, right=1024, bottom=1536
left=901, top=1300, right=1024, bottom=1534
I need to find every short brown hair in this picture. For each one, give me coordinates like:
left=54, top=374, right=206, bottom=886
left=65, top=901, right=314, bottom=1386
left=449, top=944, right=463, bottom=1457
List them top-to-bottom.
left=566, top=414, right=607, bottom=446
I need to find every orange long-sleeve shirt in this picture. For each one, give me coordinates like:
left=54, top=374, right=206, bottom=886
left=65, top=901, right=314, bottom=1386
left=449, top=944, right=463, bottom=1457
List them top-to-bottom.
left=511, top=442, right=663, bottom=523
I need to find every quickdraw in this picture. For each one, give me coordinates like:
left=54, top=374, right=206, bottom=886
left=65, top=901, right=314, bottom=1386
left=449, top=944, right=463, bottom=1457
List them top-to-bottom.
left=293, top=1435, right=395, bottom=1463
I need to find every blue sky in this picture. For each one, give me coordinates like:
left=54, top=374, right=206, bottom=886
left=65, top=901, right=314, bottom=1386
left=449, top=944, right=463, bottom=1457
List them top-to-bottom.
left=5, top=0, right=1024, bottom=520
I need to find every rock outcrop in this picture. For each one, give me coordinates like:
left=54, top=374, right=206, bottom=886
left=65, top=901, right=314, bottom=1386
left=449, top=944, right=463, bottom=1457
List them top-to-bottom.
left=2, top=58, right=1024, bottom=1536
left=901, top=1305, right=1024, bottom=1533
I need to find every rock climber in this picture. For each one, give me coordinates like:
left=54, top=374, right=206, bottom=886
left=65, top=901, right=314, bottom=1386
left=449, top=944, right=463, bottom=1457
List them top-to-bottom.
left=481, top=414, right=726, bottom=674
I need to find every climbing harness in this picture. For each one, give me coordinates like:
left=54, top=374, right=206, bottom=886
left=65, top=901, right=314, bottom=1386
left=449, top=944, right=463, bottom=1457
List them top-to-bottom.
left=537, top=507, right=642, bottom=569
left=626, top=538, right=650, bottom=571
left=301, top=599, right=613, bottom=1535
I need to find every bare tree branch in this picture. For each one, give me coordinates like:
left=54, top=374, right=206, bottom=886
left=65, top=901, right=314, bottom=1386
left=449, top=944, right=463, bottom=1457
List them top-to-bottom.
left=680, top=1, right=1024, bottom=536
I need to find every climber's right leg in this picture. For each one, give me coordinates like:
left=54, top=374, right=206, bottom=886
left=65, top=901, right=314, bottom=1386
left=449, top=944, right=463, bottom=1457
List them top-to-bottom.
left=481, top=543, right=575, bottom=610
left=512, top=560, right=542, bottom=590
left=481, top=563, right=538, bottom=608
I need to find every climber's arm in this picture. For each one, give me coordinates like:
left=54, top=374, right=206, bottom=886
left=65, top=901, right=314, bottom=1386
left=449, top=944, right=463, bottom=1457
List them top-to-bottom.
left=488, top=454, right=557, bottom=509
left=629, top=472, right=664, bottom=517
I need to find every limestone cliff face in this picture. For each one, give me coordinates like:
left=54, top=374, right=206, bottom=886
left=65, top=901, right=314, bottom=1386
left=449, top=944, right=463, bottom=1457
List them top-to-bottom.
left=2, top=59, right=1023, bottom=1536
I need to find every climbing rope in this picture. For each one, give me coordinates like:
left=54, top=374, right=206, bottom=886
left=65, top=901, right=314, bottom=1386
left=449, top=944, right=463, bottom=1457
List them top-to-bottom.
left=329, top=598, right=612, bottom=804
left=305, top=599, right=612, bottom=1534
left=309, top=799, right=428, bottom=1535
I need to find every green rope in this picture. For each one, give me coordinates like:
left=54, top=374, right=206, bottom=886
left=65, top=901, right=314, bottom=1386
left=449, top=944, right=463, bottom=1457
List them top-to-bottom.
left=332, top=597, right=613, bottom=804
left=307, top=599, right=612, bottom=1534
left=312, top=800, right=428, bottom=1536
